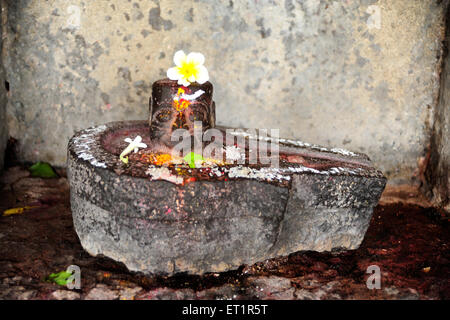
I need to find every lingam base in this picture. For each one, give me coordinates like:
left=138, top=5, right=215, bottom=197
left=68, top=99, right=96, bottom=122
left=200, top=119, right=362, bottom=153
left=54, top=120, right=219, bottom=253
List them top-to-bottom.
left=67, top=120, right=386, bottom=275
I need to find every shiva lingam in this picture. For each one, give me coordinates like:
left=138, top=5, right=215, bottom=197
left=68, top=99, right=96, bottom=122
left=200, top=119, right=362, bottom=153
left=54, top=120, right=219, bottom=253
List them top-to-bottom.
left=67, top=51, right=386, bottom=275
left=149, top=78, right=215, bottom=147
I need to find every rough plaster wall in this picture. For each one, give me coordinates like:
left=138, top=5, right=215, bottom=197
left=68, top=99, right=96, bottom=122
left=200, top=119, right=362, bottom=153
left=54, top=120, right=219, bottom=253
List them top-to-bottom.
left=1, top=0, right=446, bottom=183
left=0, top=2, right=7, bottom=171
left=425, top=5, right=449, bottom=213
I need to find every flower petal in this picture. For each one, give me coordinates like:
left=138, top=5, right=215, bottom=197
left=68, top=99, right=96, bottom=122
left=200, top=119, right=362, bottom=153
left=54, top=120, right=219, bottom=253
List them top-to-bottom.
left=173, top=50, right=186, bottom=67
left=187, top=52, right=205, bottom=66
left=195, top=65, right=209, bottom=84
left=167, top=67, right=180, bottom=80
left=188, top=75, right=196, bottom=82
left=177, top=76, right=190, bottom=87
left=181, top=78, right=191, bottom=87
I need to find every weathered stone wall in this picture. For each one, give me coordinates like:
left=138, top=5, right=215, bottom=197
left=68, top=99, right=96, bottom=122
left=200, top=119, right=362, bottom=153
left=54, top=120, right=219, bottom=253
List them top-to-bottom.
left=1, top=0, right=447, bottom=183
left=0, top=1, right=7, bottom=171
left=424, top=4, right=449, bottom=213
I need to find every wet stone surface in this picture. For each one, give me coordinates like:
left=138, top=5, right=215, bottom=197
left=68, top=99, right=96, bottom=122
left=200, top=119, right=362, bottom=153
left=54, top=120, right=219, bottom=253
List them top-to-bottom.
left=67, top=121, right=386, bottom=275
left=0, top=166, right=448, bottom=299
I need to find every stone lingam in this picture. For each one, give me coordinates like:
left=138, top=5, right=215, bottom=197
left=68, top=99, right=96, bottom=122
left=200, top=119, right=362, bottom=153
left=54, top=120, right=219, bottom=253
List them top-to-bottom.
left=67, top=51, right=386, bottom=275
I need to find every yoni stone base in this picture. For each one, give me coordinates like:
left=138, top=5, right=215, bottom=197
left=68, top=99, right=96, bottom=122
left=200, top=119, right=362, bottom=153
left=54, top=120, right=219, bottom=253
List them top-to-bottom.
left=67, top=121, right=386, bottom=275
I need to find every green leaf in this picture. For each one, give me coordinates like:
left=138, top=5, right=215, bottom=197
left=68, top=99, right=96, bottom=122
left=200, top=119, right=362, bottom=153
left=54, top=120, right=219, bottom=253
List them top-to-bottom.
left=183, top=152, right=204, bottom=169
left=29, top=162, right=58, bottom=178
left=47, top=271, right=73, bottom=286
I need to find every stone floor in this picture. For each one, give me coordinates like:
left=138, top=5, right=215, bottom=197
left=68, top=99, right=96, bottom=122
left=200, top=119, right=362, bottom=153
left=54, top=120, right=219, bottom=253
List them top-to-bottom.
left=0, top=166, right=448, bottom=300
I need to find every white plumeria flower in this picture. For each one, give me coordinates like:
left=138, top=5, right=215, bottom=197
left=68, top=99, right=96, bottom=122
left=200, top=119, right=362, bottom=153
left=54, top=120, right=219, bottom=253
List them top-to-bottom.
left=167, top=50, right=209, bottom=87
left=120, top=135, right=147, bottom=164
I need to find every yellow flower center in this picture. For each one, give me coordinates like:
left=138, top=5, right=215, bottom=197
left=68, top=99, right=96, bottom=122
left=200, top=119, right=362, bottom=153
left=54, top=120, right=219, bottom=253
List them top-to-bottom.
left=178, top=61, right=198, bottom=79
